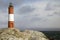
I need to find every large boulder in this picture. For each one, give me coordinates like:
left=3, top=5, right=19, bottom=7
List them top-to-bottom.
left=0, top=28, right=49, bottom=40
left=24, top=30, right=49, bottom=40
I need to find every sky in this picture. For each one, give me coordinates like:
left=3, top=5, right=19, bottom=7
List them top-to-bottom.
left=0, top=0, right=60, bottom=31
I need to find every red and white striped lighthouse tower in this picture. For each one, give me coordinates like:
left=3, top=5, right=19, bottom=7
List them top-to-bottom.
left=8, top=3, right=14, bottom=28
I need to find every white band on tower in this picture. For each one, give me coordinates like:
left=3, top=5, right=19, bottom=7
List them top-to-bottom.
left=8, top=14, right=14, bottom=21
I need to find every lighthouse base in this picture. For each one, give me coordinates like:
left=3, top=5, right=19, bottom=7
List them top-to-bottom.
left=8, top=21, right=14, bottom=28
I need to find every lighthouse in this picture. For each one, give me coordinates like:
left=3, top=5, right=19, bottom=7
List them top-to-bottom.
left=8, top=3, right=14, bottom=28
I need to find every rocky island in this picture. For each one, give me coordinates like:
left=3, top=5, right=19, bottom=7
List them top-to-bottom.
left=0, top=28, right=49, bottom=40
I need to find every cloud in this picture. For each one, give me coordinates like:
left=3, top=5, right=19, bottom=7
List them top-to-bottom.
left=0, top=0, right=25, bottom=10
left=16, top=1, right=60, bottom=30
left=45, top=1, right=60, bottom=10
left=14, top=2, right=49, bottom=30
left=18, top=6, right=35, bottom=14
left=53, top=11, right=60, bottom=16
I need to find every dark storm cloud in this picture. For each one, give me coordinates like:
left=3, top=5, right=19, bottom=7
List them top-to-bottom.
left=18, top=6, right=35, bottom=14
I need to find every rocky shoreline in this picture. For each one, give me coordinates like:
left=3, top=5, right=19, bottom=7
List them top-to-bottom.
left=0, top=28, right=49, bottom=40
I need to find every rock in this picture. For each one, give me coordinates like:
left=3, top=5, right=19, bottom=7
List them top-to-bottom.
left=0, top=28, right=49, bottom=40
left=24, top=30, right=49, bottom=40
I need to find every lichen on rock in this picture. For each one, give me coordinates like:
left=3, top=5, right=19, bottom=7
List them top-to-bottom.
left=0, top=28, right=49, bottom=40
